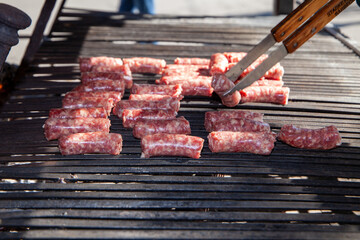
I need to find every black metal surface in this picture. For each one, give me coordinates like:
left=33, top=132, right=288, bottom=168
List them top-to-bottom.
left=0, top=7, right=360, bottom=239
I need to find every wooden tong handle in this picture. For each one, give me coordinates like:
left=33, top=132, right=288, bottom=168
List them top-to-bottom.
left=271, top=0, right=329, bottom=42
left=284, top=0, right=355, bottom=53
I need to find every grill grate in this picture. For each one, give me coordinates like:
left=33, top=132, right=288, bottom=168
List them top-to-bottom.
left=1, top=8, right=360, bottom=239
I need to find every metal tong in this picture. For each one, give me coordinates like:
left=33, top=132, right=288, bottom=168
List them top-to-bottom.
left=223, top=0, right=355, bottom=96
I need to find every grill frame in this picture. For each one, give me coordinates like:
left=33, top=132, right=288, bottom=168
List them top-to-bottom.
left=1, top=7, right=360, bottom=239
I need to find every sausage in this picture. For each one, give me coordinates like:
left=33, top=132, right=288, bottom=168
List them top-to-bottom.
left=223, top=52, right=247, bottom=63
left=225, top=52, right=284, bottom=80
left=209, top=53, right=228, bottom=75
left=79, top=56, right=123, bottom=72
left=123, top=57, right=166, bottom=74
left=174, top=57, right=210, bottom=65
left=161, top=65, right=210, bottom=77
left=81, top=68, right=132, bottom=89
left=211, top=73, right=241, bottom=107
left=157, top=75, right=211, bottom=84
left=157, top=76, right=213, bottom=97
left=249, top=79, right=284, bottom=87
left=72, top=80, right=125, bottom=95
left=131, top=83, right=183, bottom=98
left=240, top=86, right=290, bottom=105
left=64, top=91, right=122, bottom=103
left=129, top=94, right=183, bottom=101
left=62, top=97, right=114, bottom=115
left=113, top=97, right=180, bottom=117
left=49, top=107, right=108, bottom=119
left=122, top=109, right=177, bottom=128
left=204, top=110, right=264, bottom=132
left=133, top=116, right=191, bottom=138
left=44, top=118, right=111, bottom=140
left=209, top=118, right=270, bottom=133
left=277, top=125, right=342, bottom=150
left=208, top=131, right=276, bottom=155
left=59, top=132, right=122, bottom=155
left=141, top=133, right=204, bottom=158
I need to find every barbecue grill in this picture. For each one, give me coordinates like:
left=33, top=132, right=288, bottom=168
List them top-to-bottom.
left=1, top=2, right=360, bottom=239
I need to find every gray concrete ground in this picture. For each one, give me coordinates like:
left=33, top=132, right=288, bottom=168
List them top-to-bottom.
left=3, top=0, right=360, bottom=65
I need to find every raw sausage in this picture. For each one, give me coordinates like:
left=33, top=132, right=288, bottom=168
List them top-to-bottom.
left=225, top=52, right=284, bottom=80
left=209, top=53, right=228, bottom=75
left=79, top=56, right=123, bottom=72
left=123, top=57, right=166, bottom=74
left=174, top=57, right=210, bottom=65
left=81, top=68, right=132, bottom=89
left=211, top=73, right=241, bottom=107
left=72, top=79, right=125, bottom=95
left=158, top=79, right=213, bottom=97
left=249, top=79, right=284, bottom=87
left=131, top=83, right=183, bottom=97
left=240, top=86, right=290, bottom=105
left=64, top=91, right=122, bottom=103
left=129, top=94, right=183, bottom=101
left=62, top=97, right=114, bottom=115
left=113, top=97, right=180, bottom=117
left=49, top=107, right=107, bottom=119
left=122, top=109, right=177, bottom=128
left=204, top=110, right=264, bottom=132
left=133, top=116, right=191, bottom=138
left=44, top=118, right=111, bottom=140
left=209, top=118, right=270, bottom=133
left=277, top=125, right=342, bottom=150
left=208, top=131, right=276, bottom=155
left=59, top=132, right=122, bottom=155
left=141, top=133, right=204, bottom=158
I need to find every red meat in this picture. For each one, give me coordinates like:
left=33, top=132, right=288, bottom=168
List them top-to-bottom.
left=225, top=52, right=284, bottom=80
left=209, top=53, right=228, bottom=75
left=79, top=56, right=123, bottom=72
left=123, top=57, right=166, bottom=74
left=174, top=57, right=210, bottom=65
left=81, top=68, right=132, bottom=89
left=211, top=73, right=241, bottom=107
left=159, top=79, right=213, bottom=97
left=249, top=79, right=284, bottom=87
left=72, top=80, right=125, bottom=95
left=131, top=83, right=183, bottom=98
left=240, top=86, right=290, bottom=105
left=64, top=91, right=122, bottom=103
left=129, top=94, right=183, bottom=101
left=62, top=97, right=114, bottom=115
left=113, top=97, right=180, bottom=117
left=49, top=107, right=107, bottom=119
left=122, top=109, right=177, bottom=128
left=204, top=110, right=264, bottom=132
left=133, top=116, right=191, bottom=138
left=44, top=118, right=111, bottom=140
left=209, top=118, right=270, bottom=133
left=277, top=125, right=342, bottom=150
left=208, top=131, right=276, bottom=155
left=59, top=132, right=122, bottom=155
left=141, top=133, right=204, bottom=158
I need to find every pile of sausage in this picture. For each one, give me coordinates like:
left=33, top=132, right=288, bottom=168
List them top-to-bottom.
left=210, top=52, right=289, bottom=107
left=43, top=55, right=341, bottom=157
